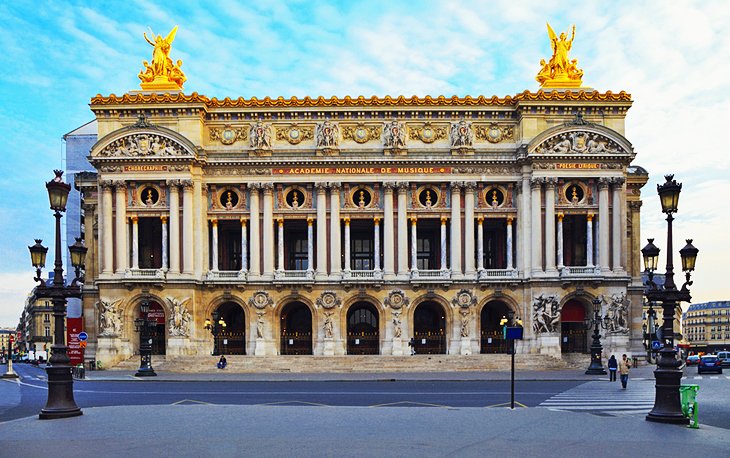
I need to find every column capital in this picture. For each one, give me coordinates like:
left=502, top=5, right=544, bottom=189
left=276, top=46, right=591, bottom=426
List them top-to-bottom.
left=530, top=177, right=544, bottom=189
left=545, top=177, right=558, bottom=188
left=598, top=177, right=611, bottom=190
left=612, top=177, right=626, bottom=187
left=99, top=179, right=115, bottom=189
left=165, top=179, right=179, bottom=188
left=180, top=179, right=194, bottom=190
left=113, top=180, right=127, bottom=190
left=328, top=181, right=342, bottom=191
left=383, top=181, right=397, bottom=192
left=449, top=181, right=463, bottom=191
left=464, top=181, right=477, bottom=191
left=247, top=182, right=262, bottom=190
left=262, top=182, right=274, bottom=193
left=315, top=182, right=328, bottom=193
left=397, top=182, right=409, bottom=192
left=628, top=201, right=643, bottom=211
left=556, top=212, right=564, bottom=222
left=587, top=212, right=594, bottom=221
left=130, top=215, right=138, bottom=223
left=160, top=215, right=168, bottom=223
left=477, top=215, right=484, bottom=223
left=343, top=216, right=350, bottom=225
left=373, top=216, right=381, bottom=224
left=410, top=216, right=418, bottom=224
left=440, top=216, right=448, bottom=224
left=507, top=216, right=514, bottom=224
left=240, top=217, right=248, bottom=226
left=277, top=217, right=284, bottom=226
left=307, top=217, right=314, bottom=225
left=210, top=218, right=218, bottom=226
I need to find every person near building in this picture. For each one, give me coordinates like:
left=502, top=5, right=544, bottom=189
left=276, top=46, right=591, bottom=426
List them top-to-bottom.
left=217, top=354, right=227, bottom=369
left=619, top=354, right=632, bottom=389
left=608, top=355, right=618, bottom=382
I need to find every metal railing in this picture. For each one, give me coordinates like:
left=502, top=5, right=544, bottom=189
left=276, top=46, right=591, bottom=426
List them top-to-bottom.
left=560, top=266, right=601, bottom=276
left=125, top=268, right=166, bottom=279
left=479, top=269, right=518, bottom=279
left=206, top=270, right=247, bottom=281
left=274, top=270, right=314, bottom=281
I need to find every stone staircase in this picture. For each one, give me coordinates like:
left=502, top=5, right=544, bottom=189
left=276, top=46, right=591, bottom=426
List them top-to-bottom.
left=110, top=354, right=570, bottom=373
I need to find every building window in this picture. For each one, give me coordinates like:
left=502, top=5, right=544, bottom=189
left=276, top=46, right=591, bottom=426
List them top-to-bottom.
left=562, top=214, right=587, bottom=266
left=139, top=217, right=163, bottom=269
left=45, top=327, right=50, bottom=337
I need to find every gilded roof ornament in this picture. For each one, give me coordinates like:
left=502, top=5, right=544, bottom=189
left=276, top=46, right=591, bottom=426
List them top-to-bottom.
left=536, top=23, right=584, bottom=89
left=138, top=26, right=186, bottom=91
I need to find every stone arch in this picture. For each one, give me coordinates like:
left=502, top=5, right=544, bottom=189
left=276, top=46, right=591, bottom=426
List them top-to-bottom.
left=527, top=123, right=634, bottom=157
left=90, top=124, right=198, bottom=158
left=122, top=293, right=169, bottom=356
left=410, top=294, right=450, bottom=355
left=559, top=295, right=593, bottom=354
left=278, top=296, right=315, bottom=355
left=478, top=298, right=515, bottom=354
left=346, top=300, right=381, bottom=355
left=211, top=301, right=247, bottom=355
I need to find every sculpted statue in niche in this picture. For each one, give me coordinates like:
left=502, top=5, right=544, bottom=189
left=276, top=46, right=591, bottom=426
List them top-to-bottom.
left=450, top=119, right=473, bottom=148
left=316, top=120, right=340, bottom=148
left=383, top=120, right=406, bottom=149
left=250, top=121, right=273, bottom=149
left=604, top=293, right=630, bottom=334
left=532, top=294, right=561, bottom=334
left=168, top=297, right=192, bottom=337
left=98, top=299, right=123, bottom=337
left=460, top=309, right=471, bottom=338
left=392, top=311, right=402, bottom=338
left=256, top=312, right=265, bottom=339
left=323, top=312, right=334, bottom=339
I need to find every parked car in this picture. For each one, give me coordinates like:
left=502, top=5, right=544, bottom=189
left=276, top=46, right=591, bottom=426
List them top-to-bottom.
left=716, top=351, right=730, bottom=367
left=686, top=355, right=700, bottom=365
left=698, top=355, right=723, bottom=374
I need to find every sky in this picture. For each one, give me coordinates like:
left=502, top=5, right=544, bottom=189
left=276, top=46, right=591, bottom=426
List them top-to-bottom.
left=0, top=0, right=729, bottom=328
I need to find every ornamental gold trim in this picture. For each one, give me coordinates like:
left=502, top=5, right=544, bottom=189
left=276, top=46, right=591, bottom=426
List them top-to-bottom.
left=91, top=90, right=632, bottom=107
left=341, top=123, right=381, bottom=144
left=409, top=123, right=447, bottom=144
left=475, top=123, right=514, bottom=143
left=209, top=124, right=248, bottom=145
left=275, top=124, right=314, bottom=145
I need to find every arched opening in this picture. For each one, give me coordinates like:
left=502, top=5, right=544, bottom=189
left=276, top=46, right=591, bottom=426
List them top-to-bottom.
left=561, top=299, right=588, bottom=353
left=480, top=300, right=511, bottom=354
left=139, top=301, right=166, bottom=355
left=280, top=301, right=312, bottom=355
left=413, top=301, right=446, bottom=354
left=215, top=302, right=246, bottom=355
left=347, top=302, right=379, bottom=355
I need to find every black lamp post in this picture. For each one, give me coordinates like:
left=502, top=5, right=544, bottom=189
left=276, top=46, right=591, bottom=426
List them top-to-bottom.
left=28, top=170, right=86, bottom=419
left=643, top=174, right=698, bottom=425
left=585, top=298, right=609, bottom=375
left=134, top=299, right=157, bottom=377
left=642, top=303, right=658, bottom=364
left=205, top=311, right=224, bottom=356
left=500, top=311, right=523, bottom=409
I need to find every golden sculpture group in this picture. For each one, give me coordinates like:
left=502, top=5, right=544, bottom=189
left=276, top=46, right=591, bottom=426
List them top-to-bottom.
left=536, top=23, right=584, bottom=88
left=138, top=26, right=186, bottom=91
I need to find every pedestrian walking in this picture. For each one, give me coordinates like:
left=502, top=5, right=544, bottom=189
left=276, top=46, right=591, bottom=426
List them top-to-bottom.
left=619, top=353, right=632, bottom=389
left=608, top=355, right=618, bottom=382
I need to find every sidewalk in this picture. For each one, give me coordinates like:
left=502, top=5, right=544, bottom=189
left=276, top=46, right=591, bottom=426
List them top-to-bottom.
left=80, top=364, right=659, bottom=382
left=0, top=402, right=725, bottom=456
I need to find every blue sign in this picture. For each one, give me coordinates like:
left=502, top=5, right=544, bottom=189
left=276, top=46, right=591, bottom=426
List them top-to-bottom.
left=506, top=327, right=524, bottom=340
left=78, top=332, right=88, bottom=342
left=651, top=340, right=662, bottom=350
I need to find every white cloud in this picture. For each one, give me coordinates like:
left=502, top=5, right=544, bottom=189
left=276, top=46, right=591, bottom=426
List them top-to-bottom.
left=0, top=272, right=35, bottom=328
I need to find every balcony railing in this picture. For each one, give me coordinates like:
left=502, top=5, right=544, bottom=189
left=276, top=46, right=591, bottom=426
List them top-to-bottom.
left=560, top=266, right=602, bottom=277
left=125, top=268, right=166, bottom=279
left=343, top=269, right=383, bottom=281
left=411, top=269, right=451, bottom=280
left=478, top=269, right=518, bottom=280
left=206, top=270, right=247, bottom=281
left=274, top=270, right=314, bottom=281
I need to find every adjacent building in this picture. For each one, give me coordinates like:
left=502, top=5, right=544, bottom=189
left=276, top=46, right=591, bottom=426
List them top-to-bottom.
left=683, top=301, right=730, bottom=353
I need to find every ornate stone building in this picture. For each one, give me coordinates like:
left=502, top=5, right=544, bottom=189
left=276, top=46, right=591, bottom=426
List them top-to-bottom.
left=73, top=25, right=650, bottom=367
left=683, top=301, right=730, bottom=353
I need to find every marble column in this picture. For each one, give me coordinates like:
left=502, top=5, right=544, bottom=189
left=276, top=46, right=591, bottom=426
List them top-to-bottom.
left=520, top=173, right=531, bottom=276
left=612, top=177, right=625, bottom=272
left=530, top=178, right=543, bottom=274
left=598, top=178, right=610, bottom=272
left=544, top=179, right=557, bottom=274
left=181, top=180, right=194, bottom=275
left=101, top=181, right=114, bottom=274
left=167, top=181, right=180, bottom=274
left=114, top=182, right=128, bottom=273
left=329, top=182, right=341, bottom=277
left=450, top=182, right=462, bottom=277
left=464, top=182, right=476, bottom=277
left=262, top=183, right=275, bottom=278
left=315, top=183, right=328, bottom=279
left=383, top=183, right=396, bottom=279
left=397, top=183, right=409, bottom=276
left=249, top=185, right=261, bottom=276
left=556, top=213, right=564, bottom=270
left=586, top=213, right=594, bottom=267
left=131, top=216, right=139, bottom=269
left=160, top=216, right=168, bottom=270
left=440, top=216, right=448, bottom=271
left=477, top=216, right=485, bottom=272
left=506, top=216, right=514, bottom=270
left=307, top=217, right=315, bottom=273
left=343, top=217, right=351, bottom=274
left=373, top=217, right=381, bottom=272
left=410, top=217, right=418, bottom=273
left=240, top=218, right=248, bottom=272
left=277, top=218, right=284, bottom=272
left=211, top=219, right=219, bottom=271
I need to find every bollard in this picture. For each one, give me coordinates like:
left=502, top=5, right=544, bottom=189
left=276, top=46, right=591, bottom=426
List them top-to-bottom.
left=679, top=384, right=700, bottom=428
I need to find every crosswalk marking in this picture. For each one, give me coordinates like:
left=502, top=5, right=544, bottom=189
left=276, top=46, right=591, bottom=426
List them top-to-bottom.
left=538, top=380, right=655, bottom=416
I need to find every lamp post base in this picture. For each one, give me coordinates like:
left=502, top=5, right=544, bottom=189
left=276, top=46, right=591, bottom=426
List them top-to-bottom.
left=39, top=365, right=83, bottom=420
left=645, top=366, right=688, bottom=424
left=134, top=368, right=157, bottom=377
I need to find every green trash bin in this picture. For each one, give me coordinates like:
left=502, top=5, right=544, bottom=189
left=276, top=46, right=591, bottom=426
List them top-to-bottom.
left=680, top=384, right=700, bottom=429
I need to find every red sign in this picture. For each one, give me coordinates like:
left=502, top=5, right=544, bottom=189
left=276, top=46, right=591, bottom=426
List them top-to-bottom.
left=146, top=303, right=166, bottom=324
left=66, top=317, right=84, bottom=365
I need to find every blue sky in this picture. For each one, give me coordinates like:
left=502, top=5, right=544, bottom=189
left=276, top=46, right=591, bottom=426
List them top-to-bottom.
left=1, top=0, right=728, bottom=327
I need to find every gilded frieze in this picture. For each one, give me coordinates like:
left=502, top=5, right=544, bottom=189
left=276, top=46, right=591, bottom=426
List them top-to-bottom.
left=341, top=123, right=381, bottom=144
left=408, top=123, right=448, bottom=144
left=475, top=123, right=514, bottom=143
left=276, top=124, right=314, bottom=145
left=209, top=125, right=248, bottom=145
left=535, top=131, right=622, bottom=155
left=98, top=133, right=188, bottom=157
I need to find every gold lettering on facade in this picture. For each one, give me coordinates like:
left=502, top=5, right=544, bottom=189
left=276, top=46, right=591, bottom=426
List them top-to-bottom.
left=272, top=166, right=451, bottom=175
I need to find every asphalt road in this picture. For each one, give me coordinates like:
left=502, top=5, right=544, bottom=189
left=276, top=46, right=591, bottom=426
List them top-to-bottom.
left=3, top=364, right=582, bottom=422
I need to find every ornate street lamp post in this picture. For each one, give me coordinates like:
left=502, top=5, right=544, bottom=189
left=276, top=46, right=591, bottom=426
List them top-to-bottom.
left=28, top=170, right=87, bottom=419
left=643, top=174, right=699, bottom=425
left=134, top=298, right=157, bottom=377
left=585, top=298, right=609, bottom=375
left=642, top=303, right=658, bottom=364
left=205, top=311, right=226, bottom=356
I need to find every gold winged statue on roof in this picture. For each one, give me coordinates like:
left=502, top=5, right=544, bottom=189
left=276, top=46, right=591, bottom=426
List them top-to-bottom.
left=536, top=23, right=584, bottom=88
left=138, top=25, right=186, bottom=91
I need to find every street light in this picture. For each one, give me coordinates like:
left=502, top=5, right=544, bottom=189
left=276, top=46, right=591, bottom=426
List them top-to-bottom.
left=27, top=170, right=86, bottom=419
left=644, top=174, right=699, bottom=425
left=134, top=298, right=157, bottom=377
left=585, top=298, right=609, bottom=375
left=642, top=303, right=658, bottom=364
left=205, top=311, right=226, bottom=356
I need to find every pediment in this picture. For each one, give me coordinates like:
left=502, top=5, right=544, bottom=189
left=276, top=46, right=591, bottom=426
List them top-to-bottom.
left=91, top=123, right=196, bottom=159
left=528, top=125, right=633, bottom=157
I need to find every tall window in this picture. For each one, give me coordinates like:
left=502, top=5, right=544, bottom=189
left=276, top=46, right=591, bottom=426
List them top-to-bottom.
left=563, top=215, right=587, bottom=266
left=139, top=217, right=163, bottom=269
left=483, top=219, right=506, bottom=269
left=218, top=220, right=242, bottom=270
left=284, top=221, right=308, bottom=270
left=350, top=221, right=375, bottom=270
left=416, top=221, right=440, bottom=270
left=45, top=327, right=50, bottom=337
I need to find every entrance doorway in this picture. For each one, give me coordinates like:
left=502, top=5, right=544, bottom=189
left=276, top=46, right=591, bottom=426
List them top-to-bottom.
left=561, top=299, right=588, bottom=353
left=480, top=300, right=511, bottom=354
left=142, top=301, right=166, bottom=355
left=280, top=301, right=312, bottom=355
left=413, top=301, right=446, bottom=354
left=215, top=302, right=246, bottom=355
left=347, top=302, right=379, bottom=355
